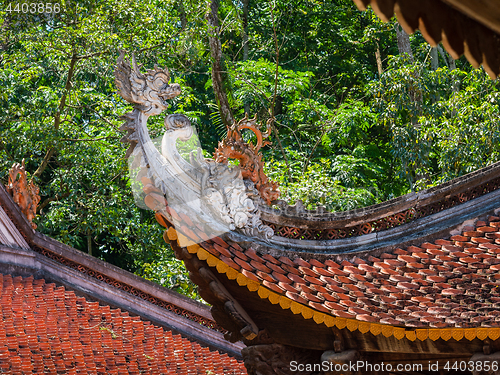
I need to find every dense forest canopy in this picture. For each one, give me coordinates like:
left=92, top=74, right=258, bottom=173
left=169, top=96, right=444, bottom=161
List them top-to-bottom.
left=1, top=0, right=499, bottom=299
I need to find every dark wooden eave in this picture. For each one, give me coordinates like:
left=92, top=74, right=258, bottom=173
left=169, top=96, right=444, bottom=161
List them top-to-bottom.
left=352, top=0, right=500, bottom=78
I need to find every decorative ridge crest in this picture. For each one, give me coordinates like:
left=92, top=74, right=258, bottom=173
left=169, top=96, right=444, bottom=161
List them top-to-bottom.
left=214, top=115, right=280, bottom=206
left=6, top=160, right=40, bottom=229
left=260, top=161, right=500, bottom=241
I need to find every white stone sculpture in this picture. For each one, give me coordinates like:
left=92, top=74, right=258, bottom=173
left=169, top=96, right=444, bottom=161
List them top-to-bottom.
left=114, top=51, right=273, bottom=240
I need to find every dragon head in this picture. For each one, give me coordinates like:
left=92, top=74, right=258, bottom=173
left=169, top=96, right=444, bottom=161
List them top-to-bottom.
left=115, top=51, right=182, bottom=116
left=143, top=66, right=181, bottom=115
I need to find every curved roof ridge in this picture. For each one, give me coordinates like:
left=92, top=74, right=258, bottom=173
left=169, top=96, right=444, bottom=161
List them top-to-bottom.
left=259, top=162, right=500, bottom=248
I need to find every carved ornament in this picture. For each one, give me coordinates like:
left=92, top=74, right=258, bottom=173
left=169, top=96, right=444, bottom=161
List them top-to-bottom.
left=214, top=115, right=280, bottom=205
left=6, top=160, right=40, bottom=229
left=241, top=343, right=321, bottom=375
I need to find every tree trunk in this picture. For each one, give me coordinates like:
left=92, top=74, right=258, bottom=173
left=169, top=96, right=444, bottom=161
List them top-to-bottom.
left=178, top=0, right=187, bottom=29
left=206, top=0, right=235, bottom=129
left=242, top=0, right=250, bottom=115
left=242, top=0, right=249, bottom=61
left=395, top=23, right=414, bottom=62
left=375, top=40, right=383, bottom=76
left=436, top=45, right=449, bottom=69
left=441, top=45, right=457, bottom=71
left=430, top=47, right=438, bottom=71
left=87, top=229, right=92, bottom=256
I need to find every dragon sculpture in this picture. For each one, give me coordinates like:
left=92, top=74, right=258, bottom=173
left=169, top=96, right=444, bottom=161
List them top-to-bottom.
left=114, top=51, right=274, bottom=240
left=214, top=115, right=280, bottom=206
left=6, top=160, right=40, bottom=229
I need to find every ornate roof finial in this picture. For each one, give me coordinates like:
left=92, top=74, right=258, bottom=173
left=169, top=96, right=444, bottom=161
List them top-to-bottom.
left=213, top=115, right=280, bottom=205
left=6, top=160, right=40, bottom=229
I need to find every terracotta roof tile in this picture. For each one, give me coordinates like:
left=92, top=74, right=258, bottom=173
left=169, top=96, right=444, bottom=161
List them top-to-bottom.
left=261, top=253, right=279, bottom=265
left=234, top=257, right=253, bottom=271
left=294, top=258, right=311, bottom=268
left=309, top=259, right=325, bottom=268
left=251, top=260, right=271, bottom=273
left=241, top=269, right=260, bottom=282
left=0, top=274, right=246, bottom=374
left=304, top=275, right=325, bottom=285
left=263, top=280, right=284, bottom=294
left=279, top=282, right=300, bottom=293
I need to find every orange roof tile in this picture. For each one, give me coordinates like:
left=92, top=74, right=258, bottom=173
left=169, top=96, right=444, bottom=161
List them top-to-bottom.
left=0, top=274, right=247, bottom=375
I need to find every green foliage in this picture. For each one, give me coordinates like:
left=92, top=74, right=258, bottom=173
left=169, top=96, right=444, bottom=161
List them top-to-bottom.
left=0, top=0, right=197, bottom=298
left=370, top=54, right=500, bottom=189
left=265, top=150, right=381, bottom=212
left=137, top=258, right=203, bottom=302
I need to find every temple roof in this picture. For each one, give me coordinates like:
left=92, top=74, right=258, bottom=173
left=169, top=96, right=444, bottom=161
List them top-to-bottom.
left=153, top=159, right=500, bottom=343
left=0, top=182, right=246, bottom=372
left=166, top=215, right=500, bottom=333
left=0, top=273, right=246, bottom=375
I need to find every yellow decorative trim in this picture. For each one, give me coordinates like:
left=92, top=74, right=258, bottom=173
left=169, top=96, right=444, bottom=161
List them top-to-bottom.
left=166, top=226, right=177, bottom=240
left=171, top=235, right=500, bottom=343
left=187, top=244, right=198, bottom=254
left=197, top=249, right=209, bottom=261
left=206, top=254, right=218, bottom=267
left=216, top=262, right=229, bottom=274
left=226, top=268, right=238, bottom=280
left=236, top=273, right=247, bottom=286
left=247, top=280, right=260, bottom=292
left=258, top=286, right=270, bottom=299
left=269, top=292, right=280, bottom=305
left=279, top=296, right=291, bottom=309
left=291, top=301, right=302, bottom=315
left=301, top=308, right=314, bottom=320
left=313, top=312, right=325, bottom=325
left=324, top=315, right=335, bottom=328
left=335, top=318, right=347, bottom=330
left=347, top=320, right=358, bottom=332
left=358, top=322, right=370, bottom=334
left=370, top=324, right=382, bottom=336
left=382, top=325, right=393, bottom=338
left=394, top=328, right=405, bottom=340
left=452, top=328, right=464, bottom=341
left=465, top=328, right=476, bottom=341
left=477, top=328, right=488, bottom=340
left=416, top=329, right=428, bottom=341
left=441, top=329, right=452, bottom=341
left=489, top=329, right=500, bottom=341
left=429, top=330, right=440, bottom=341
left=405, top=331, right=416, bottom=341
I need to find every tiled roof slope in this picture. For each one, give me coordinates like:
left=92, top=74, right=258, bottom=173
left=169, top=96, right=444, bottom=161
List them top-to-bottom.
left=160, top=207, right=500, bottom=341
left=0, top=273, right=247, bottom=375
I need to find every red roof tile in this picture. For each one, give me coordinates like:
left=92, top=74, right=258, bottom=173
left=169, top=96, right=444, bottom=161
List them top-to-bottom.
left=0, top=274, right=246, bottom=375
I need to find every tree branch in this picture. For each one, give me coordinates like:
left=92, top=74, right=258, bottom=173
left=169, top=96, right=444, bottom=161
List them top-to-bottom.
left=207, top=0, right=235, bottom=129
left=34, top=51, right=79, bottom=178
left=59, top=136, right=118, bottom=142
left=38, top=191, right=71, bottom=212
